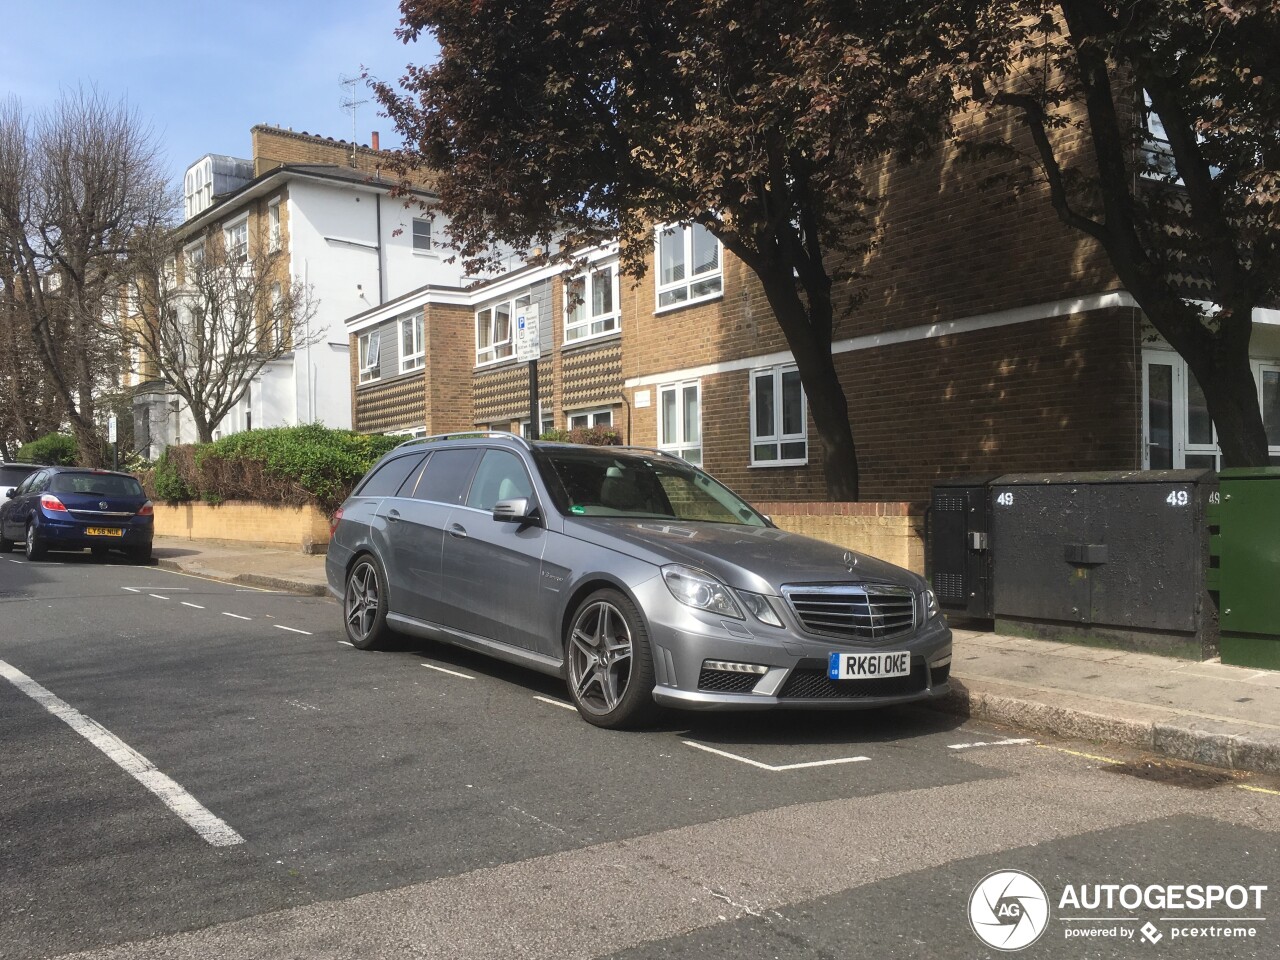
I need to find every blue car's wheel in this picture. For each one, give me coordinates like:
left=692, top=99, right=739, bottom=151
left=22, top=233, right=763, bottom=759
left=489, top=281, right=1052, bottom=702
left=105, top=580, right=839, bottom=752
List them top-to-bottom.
left=24, top=522, right=46, bottom=561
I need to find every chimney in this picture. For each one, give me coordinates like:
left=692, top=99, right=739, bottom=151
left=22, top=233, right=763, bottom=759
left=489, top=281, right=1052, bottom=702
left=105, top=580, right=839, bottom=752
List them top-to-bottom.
left=371, top=131, right=380, bottom=151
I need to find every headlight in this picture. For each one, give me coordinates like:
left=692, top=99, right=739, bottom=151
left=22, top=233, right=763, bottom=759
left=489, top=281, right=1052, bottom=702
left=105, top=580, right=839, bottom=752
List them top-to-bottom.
left=661, top=564, right=743, bottom=619
left=923, top=588, right=940, bottom=621
left=737, top=590, right=783, bottom=628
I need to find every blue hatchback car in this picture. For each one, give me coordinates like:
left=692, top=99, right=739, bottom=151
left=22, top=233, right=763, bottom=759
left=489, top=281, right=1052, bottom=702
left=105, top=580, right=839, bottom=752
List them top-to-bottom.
left=0, top=466, right=154, bottom=563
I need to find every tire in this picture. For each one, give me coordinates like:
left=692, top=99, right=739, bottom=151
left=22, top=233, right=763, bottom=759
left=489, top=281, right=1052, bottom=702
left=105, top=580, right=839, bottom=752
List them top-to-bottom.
left=24, top=522, right=46, bottom=561
left=129, top=544, right=152, bottom=564
left=343, top=554, right=392, bottom=650
left=564, top=588, right=658, bottom=729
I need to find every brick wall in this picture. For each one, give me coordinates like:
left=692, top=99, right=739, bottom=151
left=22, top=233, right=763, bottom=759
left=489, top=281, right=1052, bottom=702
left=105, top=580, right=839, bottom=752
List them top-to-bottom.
left=250, top=125, right=436, bottom=190
left=754, top=501, right=926, bottom=573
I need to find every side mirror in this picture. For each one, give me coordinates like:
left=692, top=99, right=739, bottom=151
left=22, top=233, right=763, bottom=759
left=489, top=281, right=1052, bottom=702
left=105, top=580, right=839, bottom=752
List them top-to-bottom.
left=5, top=489, right=14, bottom=499
left=493, top=497, right=539, bottom=525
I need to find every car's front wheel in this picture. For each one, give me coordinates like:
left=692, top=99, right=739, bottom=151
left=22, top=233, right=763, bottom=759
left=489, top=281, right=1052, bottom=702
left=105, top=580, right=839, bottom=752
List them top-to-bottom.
left=24, top=522, right=46, bottom=561
left=344, top=555, right=392, bottom=650
left=565, top=588, right=658, bottom=729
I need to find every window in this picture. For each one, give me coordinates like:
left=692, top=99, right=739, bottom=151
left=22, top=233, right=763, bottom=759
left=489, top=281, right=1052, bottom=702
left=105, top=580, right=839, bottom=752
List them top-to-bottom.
left=268, top=201, right=281, bottom=252
left=412, top=217, right=432, bottom=252
left=224, top=218, right=248, bottom=261
left=656, top=223, right=722, bottom=309
left=184, top=241, right=204, bottom=273
left=565, top=264, right=619, bottom=342
left=270, top=282, right=284, bottom=348
left=476, top=295, right=523, bottom=365
left=401, top=310, right=424, bottom=372
left=358, top=330, right=381, bottom=384
left=1257, top=363, right=1280, bottom=466
left=751, top=365, right=807, bottom=465
left=658, top=380, right=701, bottom=465
left=568, top=409, right=613, bottom=430
left=522, top=417, right=554, bottom=440
left=405, top=448, right=481, bottom=504
left=465, top=450, right=535, bottom=511
left=356, top=454, right=426, bottom=497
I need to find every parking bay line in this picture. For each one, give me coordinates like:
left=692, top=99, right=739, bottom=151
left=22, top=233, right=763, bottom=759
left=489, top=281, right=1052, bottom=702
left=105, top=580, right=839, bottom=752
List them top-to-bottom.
left=221, top=612, right=251, bottom=621
left=274, top=625, right=312, bottom=635
left=0, top=659, right=243, bottom=847
left=421, top=662, right=475, bottom=680
left=533, top=695, right=576, bottom=711
left=948, top=738, right=1035, bottom=751
left=682, top=740, right=870, bottom=772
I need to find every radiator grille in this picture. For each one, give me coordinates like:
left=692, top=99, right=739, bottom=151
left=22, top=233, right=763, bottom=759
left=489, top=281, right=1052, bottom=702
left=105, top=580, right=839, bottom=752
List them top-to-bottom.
left=784, top=584, right=916, bottom=642
left=778, top=660, right=927, bottom=700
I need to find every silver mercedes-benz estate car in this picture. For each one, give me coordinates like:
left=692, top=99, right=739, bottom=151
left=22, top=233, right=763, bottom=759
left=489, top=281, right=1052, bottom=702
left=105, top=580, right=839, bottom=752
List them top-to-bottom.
left=326, top=433, right=952, bottom=728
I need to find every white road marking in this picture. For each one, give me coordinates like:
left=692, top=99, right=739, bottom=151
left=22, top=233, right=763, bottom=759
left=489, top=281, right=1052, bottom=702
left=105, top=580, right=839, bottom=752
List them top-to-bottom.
left=5, top=558, right=22, bottom=563
left=157, top=568, right=274, bottom=592
left=122, top=587, right=141, bottom=593
left=149, top=594, right=169, bottom=601
left=181, top=602, right=205, bottom=610
left=221, top=612, right=251, bottom=621
left=274, top=625, right=311, bottom=635
left=337, top=640, right=354, bottom=647
left=0, top=659, right=243, bottom=847
left=421, top=663, right=475, bottom=680
left=533, top=695, right=576, bottom=711
left=948, top=738, right=1035, bottom=751
left=682, top=740, right=870, bottom=772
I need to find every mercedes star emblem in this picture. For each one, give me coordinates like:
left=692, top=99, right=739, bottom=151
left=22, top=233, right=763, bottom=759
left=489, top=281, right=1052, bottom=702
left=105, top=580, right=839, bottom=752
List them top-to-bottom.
left=842, top=551, right=857, bottom=573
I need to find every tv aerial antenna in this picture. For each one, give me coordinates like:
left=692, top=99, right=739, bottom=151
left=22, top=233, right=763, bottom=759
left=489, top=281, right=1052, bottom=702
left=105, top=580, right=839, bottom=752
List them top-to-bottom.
left=339, top=73, right=369, bottom=164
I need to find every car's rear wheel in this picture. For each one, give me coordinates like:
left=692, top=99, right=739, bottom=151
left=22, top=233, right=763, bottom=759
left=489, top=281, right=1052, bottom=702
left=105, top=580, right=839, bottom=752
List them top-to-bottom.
left=24, top=522, right=46, bottom=561
left=344, top=555, right=392, bottom=650
left=565, top=588, right=658, bottom=729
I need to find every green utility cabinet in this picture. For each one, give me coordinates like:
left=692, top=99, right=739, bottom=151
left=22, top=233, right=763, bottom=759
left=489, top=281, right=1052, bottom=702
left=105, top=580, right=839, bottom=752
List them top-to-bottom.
left=1208, top=468, right=1280, bottom=668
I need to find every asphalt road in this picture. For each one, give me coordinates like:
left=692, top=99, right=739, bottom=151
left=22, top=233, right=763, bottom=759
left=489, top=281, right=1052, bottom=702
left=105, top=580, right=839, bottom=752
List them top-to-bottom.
left=1, top=552, right=1277, bottom=960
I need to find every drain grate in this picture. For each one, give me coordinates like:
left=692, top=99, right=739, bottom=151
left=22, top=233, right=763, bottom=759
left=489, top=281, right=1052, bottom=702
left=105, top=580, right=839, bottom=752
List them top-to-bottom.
left=1105, top=760, right=1236, bottom=790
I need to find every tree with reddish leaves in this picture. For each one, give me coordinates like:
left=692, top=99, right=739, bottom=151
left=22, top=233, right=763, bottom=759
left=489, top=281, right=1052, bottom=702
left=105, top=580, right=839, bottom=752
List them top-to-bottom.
left=933, top=0, right=1280, bottom=466
left=374, top=1, right=952, bottom=499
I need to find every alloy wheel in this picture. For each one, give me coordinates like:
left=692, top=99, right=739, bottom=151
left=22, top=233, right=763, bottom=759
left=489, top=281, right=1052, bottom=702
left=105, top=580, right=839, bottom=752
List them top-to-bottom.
left=345, top=560, right=381, bottom=644
left=567, top=600, right=634, bottom=715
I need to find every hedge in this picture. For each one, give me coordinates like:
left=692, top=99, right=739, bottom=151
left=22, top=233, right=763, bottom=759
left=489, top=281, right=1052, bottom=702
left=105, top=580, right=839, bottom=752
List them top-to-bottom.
left=144, top=424, right=402, bottom=515
left=16, top=432, right=79, bottom=466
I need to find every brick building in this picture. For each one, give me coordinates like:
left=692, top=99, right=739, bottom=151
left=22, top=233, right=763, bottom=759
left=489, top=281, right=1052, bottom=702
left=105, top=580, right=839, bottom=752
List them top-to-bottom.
left=346, top=103, right=1280, bottom=502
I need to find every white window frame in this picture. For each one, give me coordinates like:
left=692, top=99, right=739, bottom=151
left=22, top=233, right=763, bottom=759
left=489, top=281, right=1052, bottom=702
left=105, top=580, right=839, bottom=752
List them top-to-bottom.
left=267, top=200, right=281, bottom=252
left=224, top=216, right=249, bottom=262
left=412, top=217, right=432, bottom=253
left=654, top=223, right=723, bottom=313
left=183, top=239, right=204, bottom=274
left=565, top=263, right=620, bottom=343
left=269, top=282, right=283, bottom=349
left=475, top=294, right=526, bottom=366
left=400, top=310, right=425, bottom=373
left=359, top=330, right=381, bottom=384
left=1142, top=349, right=1218, bottom=470
left=1254, top=360, right=1280, bottom=465
left=750, top=363, right=808, bottom=466
left=657, top=379, right=702, bottom=465
left=567, top=409, right=614, bottom=430
left=521, top=417, right=555, bottom=440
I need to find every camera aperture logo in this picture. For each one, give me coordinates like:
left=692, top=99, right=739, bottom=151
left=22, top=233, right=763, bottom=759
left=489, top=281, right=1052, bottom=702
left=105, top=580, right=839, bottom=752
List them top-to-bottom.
left=969, top=869, right=1051, bottom=951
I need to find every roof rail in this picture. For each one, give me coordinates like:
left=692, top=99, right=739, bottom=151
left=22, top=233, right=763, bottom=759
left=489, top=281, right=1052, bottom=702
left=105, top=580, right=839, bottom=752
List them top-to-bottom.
left=394, top=431, right=534, bottom=451
left=611, top=445, right=693, bottom=464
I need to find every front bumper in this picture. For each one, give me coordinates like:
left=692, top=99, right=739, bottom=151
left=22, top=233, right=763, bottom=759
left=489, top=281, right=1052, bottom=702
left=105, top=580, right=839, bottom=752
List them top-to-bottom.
left=634, top=577, right=953, bottom=711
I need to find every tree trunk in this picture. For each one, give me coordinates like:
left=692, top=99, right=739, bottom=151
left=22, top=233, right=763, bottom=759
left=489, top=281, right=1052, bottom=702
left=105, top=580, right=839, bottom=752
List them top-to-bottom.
left=754, top=268, right=860, bottom=501
left=1187, top=343, right=1270, bottom=467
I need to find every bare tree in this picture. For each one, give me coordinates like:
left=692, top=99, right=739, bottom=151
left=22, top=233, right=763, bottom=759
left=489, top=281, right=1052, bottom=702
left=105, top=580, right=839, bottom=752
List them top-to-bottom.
left=0, top=89, right=171, bottom=466
left=131, top=225, right=320, bottom=444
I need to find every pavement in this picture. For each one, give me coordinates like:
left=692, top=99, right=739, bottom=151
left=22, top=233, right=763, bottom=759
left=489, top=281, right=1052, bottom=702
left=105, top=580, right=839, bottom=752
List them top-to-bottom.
left=152, top=534, right=1280, bottom=776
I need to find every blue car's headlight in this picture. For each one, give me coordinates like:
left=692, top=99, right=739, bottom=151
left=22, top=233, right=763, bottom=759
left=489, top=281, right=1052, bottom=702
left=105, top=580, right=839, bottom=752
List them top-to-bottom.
left=661, top=564, right=743, bottom=619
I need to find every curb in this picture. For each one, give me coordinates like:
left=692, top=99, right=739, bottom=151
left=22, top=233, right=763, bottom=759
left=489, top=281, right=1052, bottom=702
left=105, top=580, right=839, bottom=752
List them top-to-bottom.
left=155, top=558, right=329, bottom=598
left=933, top=678, right=1280, bottom=776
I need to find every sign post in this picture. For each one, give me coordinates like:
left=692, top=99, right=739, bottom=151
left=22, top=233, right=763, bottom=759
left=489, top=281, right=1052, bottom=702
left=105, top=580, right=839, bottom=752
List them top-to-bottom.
left=514, top=303, right=541, bottom=437
left=108, top=415, right=118, bottom=470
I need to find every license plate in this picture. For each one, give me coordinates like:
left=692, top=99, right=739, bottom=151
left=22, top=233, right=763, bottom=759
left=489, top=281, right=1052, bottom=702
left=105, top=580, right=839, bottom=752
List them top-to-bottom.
left=85, top=527, right=124, bottom=537
left=828, top=651, right=911, bottom=680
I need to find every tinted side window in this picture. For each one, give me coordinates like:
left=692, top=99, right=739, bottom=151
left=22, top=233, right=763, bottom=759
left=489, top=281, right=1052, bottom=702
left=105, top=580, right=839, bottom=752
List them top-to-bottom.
left=405, top=448, right=480, bottom=504
left=465, top=450, right=534, bottom=511
left=357, top=454, right=425, bottom=497
left=14, top=471, right=42, bottom=495
left=26, top=471, right=50, bottom=494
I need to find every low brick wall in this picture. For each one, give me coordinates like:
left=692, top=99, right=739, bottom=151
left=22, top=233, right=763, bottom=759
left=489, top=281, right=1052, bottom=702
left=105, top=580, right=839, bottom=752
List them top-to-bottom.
left=153, top=502, right=330, bottom=554
left=754, top=502, right=925, bottom=574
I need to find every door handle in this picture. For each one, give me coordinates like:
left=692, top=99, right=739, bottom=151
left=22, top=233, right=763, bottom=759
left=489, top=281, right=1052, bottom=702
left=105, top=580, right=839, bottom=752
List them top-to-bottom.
left=387, top=509, right=401, bottom=522
left=448, top=523, right=467, bottom=539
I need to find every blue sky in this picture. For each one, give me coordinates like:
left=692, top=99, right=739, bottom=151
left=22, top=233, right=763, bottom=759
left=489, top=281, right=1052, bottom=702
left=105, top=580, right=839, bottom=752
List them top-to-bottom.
left=1, top=0, right=437, bottom=187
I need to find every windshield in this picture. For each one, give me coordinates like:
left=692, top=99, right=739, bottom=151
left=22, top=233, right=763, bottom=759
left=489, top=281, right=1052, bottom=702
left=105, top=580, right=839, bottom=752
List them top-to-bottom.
left=536, top=448, right=766, bottom=526
left=50, top=473, right=144, bottom=498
